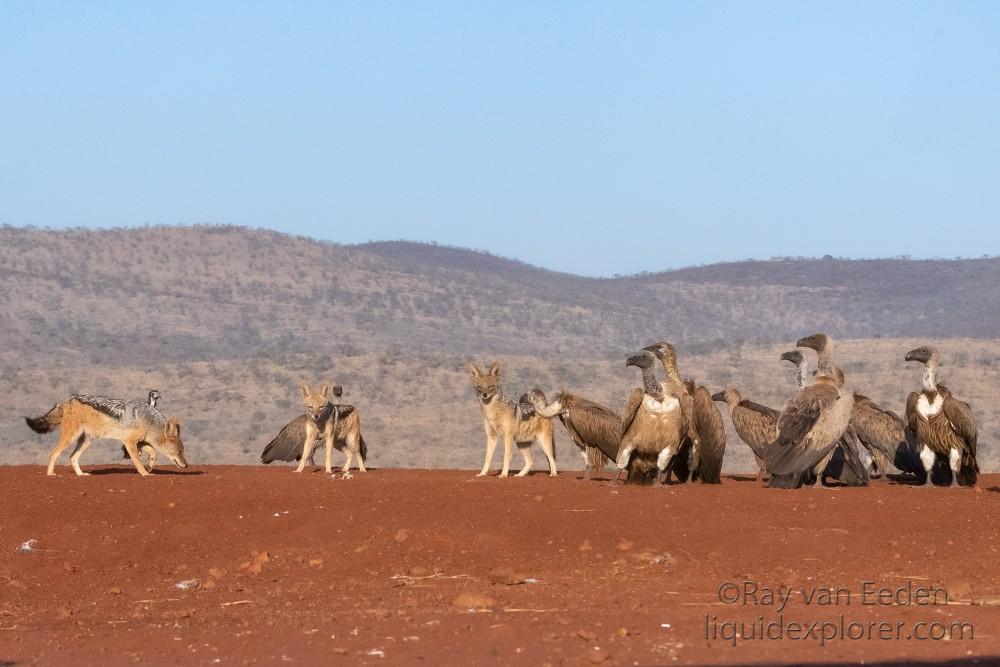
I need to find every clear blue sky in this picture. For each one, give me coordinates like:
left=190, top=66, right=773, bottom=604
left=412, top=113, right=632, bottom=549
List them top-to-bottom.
left=2, top=1, right=998, bottom=276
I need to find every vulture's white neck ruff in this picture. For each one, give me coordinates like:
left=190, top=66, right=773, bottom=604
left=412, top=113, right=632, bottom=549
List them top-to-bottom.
left=644, top=394, right=679, bottom=415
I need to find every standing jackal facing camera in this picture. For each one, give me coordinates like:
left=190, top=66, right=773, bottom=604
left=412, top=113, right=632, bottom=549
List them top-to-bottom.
left=469, top=362, right=557, bottom=477
left=290, top=383, right=367, bottom=474
left=25, top=394, right=187, bottom=477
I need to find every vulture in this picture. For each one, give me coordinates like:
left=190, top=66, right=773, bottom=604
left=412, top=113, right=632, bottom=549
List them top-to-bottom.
left=766, top=334, right=868, bottom=489
left=788, top=340, right=922, bottom=480
left=642, top=342, right=726, bottom=484
left=904, top=346, right=978, bottom=487
left=778, top=349, right=858, bottom=485
left=614, top=350, right=687, bottom=485
left=780, top=350, right=809, bottom=390
left=710, top=352, right=808, bottom=483
left=260, top=386, right=365, bottom=465
left=711, top=387, right=777, bottom=483
left=148, top=389, right=161, bottom=408
left=525, top=389, right=619, bottom=479
left=851, top=393, right=923, bottom=479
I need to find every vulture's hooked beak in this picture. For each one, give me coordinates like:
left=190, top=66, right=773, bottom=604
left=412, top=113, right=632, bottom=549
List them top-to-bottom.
left=796, top=335, right=818, bottom=350
left=780, top=351, right=802, bottom=364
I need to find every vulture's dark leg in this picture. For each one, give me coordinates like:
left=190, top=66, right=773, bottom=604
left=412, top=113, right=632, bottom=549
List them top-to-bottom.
left=919, top=445, right=935, bottom=487
left=612, top=446, right=634, bottom=486
left=949, top=448, right=961, bottom=487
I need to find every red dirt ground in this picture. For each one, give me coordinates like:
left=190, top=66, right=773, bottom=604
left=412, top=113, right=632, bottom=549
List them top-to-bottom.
left=1, top=466, right=999, bottom=666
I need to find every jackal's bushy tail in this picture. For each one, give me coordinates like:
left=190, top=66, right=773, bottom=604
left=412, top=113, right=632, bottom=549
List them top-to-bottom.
left=25, top=403, right=64, bottom=434
left=359, top=435, right=368, bottom=462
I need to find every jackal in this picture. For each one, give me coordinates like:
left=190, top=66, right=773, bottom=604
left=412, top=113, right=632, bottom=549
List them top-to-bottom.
left=469, top=362, right=557, bottom=477
left=290, top=383, right=367, bottom=474
left=25, top=394, right=187, bottom=476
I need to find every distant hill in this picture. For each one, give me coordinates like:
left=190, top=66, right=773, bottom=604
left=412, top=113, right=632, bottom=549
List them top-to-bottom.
left=1, top=225, right=997, bottom=470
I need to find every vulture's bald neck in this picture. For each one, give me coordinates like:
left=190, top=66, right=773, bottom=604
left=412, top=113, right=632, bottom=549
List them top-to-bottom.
left=813, top=339, right=834, bottom=376
left=923, top=357, right=940, bottom=392
left=793, top=358, right=809, bottom=389
left=640, top=365, right=665, bottom=399
left=724, top=388, right=743, bottom=407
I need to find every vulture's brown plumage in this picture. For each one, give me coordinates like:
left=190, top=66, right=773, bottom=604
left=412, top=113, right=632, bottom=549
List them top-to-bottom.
left=904, top=346, right=978, bottom=487
left=712, top=387, right=777, bottom=482
left=526, top=389, right=619, bottom=478
left=851, top=394, right=922, bottom=478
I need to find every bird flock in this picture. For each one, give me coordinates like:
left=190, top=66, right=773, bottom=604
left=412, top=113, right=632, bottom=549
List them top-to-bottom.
left=520, top=335, right=978, bottom=488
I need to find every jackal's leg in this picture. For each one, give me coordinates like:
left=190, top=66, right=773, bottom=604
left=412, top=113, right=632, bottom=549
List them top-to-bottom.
left=295, top=423, right=319, bottom=473
left=478, top=425, right=497, bottom=477
left=47, top=427, right=80, bottom=476
left=323, top=432, right=335, bottom=474
left=347, top=432, right=367, bottom=472
left=500, top=432, right=515, bottom=478
left=69, top=433, right=94, bottom=476
left=538, top=434, right=557, bottom=477
left=122, top=438, right=150, bottom=476
left=516, top=444, right=533, bottom=477
left=145, top=447, right=157, bottom=472
left=342, top=448, right=353, bottom=472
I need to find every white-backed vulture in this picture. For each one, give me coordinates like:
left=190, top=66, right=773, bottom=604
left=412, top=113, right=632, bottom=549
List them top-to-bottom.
left=767, top=333, right=868, bottom=489
left=786, top=336, right=872, bottom=488
left=788, top=339, right=922, bottom=480
left=642, top=342, right=726, bottom=484
left=904, top=345, right=978, bottom=487
left=776, top=349, right=861, bottom=486
left=614, top=350, right=687, bottom=486
left=780, top=350, right=809, bottom=390
left=710, top=351, right=806, bottom=483
left=766, top=361, right=858, bottom=489
left=712, top=387, right=777, bottom=483
left=525, top=389, right=617, bottom=479
left=851, top=393, right=923, bottom=479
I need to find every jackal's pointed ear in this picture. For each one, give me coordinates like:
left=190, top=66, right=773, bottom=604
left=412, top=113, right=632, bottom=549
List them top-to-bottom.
left=487, top=361, right=501, bottom=377
left=469, top=363, right=483, bottom=378
left=299, top=383, right=311, bottom=400
left=319, top=384, right=331, bottom=399
left=165, top=419, right=181, bottom=437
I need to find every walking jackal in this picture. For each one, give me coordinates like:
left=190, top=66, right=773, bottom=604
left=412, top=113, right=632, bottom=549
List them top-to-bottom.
left=469, top=362, right=557, bottom=477
left=291, top=383, right=367, bottom=474
left=25, top=394, right=187, bottom=476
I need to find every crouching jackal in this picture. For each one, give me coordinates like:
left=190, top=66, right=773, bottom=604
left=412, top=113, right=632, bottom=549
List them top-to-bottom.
left=469, top=362, right=557, bottom=477
left=25, top=395, right=187, bottom=476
